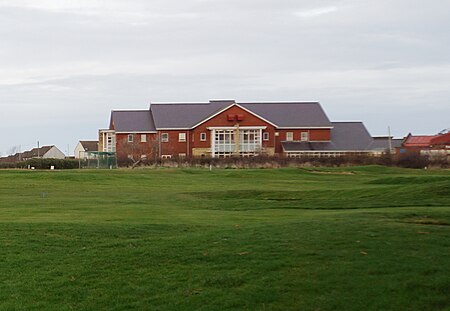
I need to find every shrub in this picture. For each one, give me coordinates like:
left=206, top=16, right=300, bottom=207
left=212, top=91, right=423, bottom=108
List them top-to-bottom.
left=396, top=154, right=431, bottom=169
left=24, top=158, right=79, bottom=169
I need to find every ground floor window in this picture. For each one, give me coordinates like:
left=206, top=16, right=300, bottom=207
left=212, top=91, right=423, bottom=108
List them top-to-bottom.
left=213, top=128, right=262, bottom=157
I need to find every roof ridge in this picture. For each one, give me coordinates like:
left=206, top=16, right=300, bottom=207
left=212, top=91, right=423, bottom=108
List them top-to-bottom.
left=240, top=101, right=319, bottom=104
left=332, top=121, right=363, bottom=123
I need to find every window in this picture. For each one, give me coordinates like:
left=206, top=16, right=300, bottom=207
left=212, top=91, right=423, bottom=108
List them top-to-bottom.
left=213, top=128, right=262, bottom=157
left=200, top=132, right=207, bottom=141
left=263, top=132, right=269, bottom=141
left=286, top=132, right=293, bottom=141
left=301, top=132, right=309, bottom=142
left=161, top=133, right=169, bottom=142
left=178, top=133, right=186, bottom=142
left=128, top=134, right=134, bottom=143
left=141, top=134, right=147, bottom=142
left=179, top=153, right=186, bottom=158
left=161, top=154, right=172, bottom=159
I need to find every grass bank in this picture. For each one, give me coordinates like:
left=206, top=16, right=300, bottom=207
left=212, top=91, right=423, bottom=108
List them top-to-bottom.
left=0, top=166, right=449, bottom=310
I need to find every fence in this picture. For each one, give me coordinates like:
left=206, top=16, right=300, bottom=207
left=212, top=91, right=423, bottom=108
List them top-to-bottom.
left=78, top=152, right=117, bottom=169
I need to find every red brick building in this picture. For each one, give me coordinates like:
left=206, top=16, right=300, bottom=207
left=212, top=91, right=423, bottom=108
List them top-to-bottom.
left=99, top=100, right=389, bottom=163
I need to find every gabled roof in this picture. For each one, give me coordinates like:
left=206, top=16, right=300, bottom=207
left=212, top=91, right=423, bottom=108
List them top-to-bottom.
left=149, top=100, right=332, bottom=129
left=150, top=101, right=231, bottom=129
left=240, top=102, right=332, bottom=128
left=110, top=110, right=156, bottom=132
left=282, top=122, right=374, bottom=152
left=430, top=132, right=450, bottom=145
left=403, top=135, right=435, bottom=147
left=79, top=141, right=99, bottom=152
left=21, top=146, right=54, bottom=158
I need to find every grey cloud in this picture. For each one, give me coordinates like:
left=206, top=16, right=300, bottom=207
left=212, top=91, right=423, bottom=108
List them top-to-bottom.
left=1, top=0, right=449, bottom=154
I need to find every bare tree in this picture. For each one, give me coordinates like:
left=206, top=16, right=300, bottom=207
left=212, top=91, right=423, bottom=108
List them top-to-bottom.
left=8, top=145, right=20, bottom=156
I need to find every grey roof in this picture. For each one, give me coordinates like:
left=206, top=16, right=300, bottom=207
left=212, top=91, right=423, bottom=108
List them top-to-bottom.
left=149, top=100, right=332, bottom=129
left=150, top=101, right=231, bottom=129
left=240, top=102, right=332, bottom=127
left=110, top=110, right=156, bottom=132
left=282, top=122, right=374, bottom=152
left=368, top=137, right=403, bottom=150
left=79, top=141, right=99, bottom=152
left=21, top=146, right=54, bottom=158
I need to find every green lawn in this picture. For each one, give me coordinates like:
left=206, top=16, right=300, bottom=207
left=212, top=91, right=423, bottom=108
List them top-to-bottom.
left=0, top=166, right=449, bottom=310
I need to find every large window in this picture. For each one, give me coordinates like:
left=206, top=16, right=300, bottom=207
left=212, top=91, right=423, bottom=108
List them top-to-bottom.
left=213, top=128, right=262, bottom=157
left=239, top=129, right=261, bottom=152
left=214, top=130, right=235, bottom=156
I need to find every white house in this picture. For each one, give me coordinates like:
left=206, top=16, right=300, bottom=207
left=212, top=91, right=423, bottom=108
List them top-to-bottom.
left=74, top=141, right=99, bottom=159
left=21, top=145, right=65, bottom=160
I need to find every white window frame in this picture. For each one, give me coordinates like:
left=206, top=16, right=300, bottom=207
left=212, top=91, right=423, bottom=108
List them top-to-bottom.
left=178, top=132, right=186, bottom=142
left=200, top=132, right=207, bottom=141
left=263, top=132, right=269, bottom=141
left=286, top=132, right=293, bottom=141
left=301, top=132, right=309, bottom=142
left=161, top=133, right=169, bottom=143
left=128, top=134, right=134, bottom=143
left=141, top=134, right=147, bottom=143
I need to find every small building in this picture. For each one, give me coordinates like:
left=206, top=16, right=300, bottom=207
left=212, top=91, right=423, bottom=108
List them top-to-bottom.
left=282, top=123, right=402, bottom=157
left=398, top=131, right=450, bottom=159
left=74, top=141, right=99, bottom=159
left=0, top=145, right=65, bottom=163
left=20, top=145, right=66, bottom=161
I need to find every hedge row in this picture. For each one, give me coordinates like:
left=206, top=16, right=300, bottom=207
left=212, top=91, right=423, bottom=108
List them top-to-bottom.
left=0, top=154, right=447, bottom=169
left=123, top=154, right=448, bottom=169
left=0, top=158, right=79, bottom=169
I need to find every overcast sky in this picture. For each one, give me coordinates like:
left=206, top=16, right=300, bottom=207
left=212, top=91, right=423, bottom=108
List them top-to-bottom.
left=1, top=0, right=449, bottom=155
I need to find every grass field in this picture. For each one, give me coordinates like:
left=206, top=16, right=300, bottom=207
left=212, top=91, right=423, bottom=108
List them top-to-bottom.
left=0, top=166, right=449, bottom=310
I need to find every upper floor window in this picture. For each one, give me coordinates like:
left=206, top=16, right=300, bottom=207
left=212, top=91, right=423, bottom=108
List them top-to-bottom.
left=200, top=132, right=207, bottom=141
left=263, top=132, right=269, bottom=141
left=286, top=132, right=293, bottom=141
left=301, top=132, right=309, bottom=142
left=161, top=133, right=169, bottom=142
left=179, top=133, right=186, bottom=142
left=128, top=134, right=134, bottom=143
left=141, top=134, right=147, bottom=143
